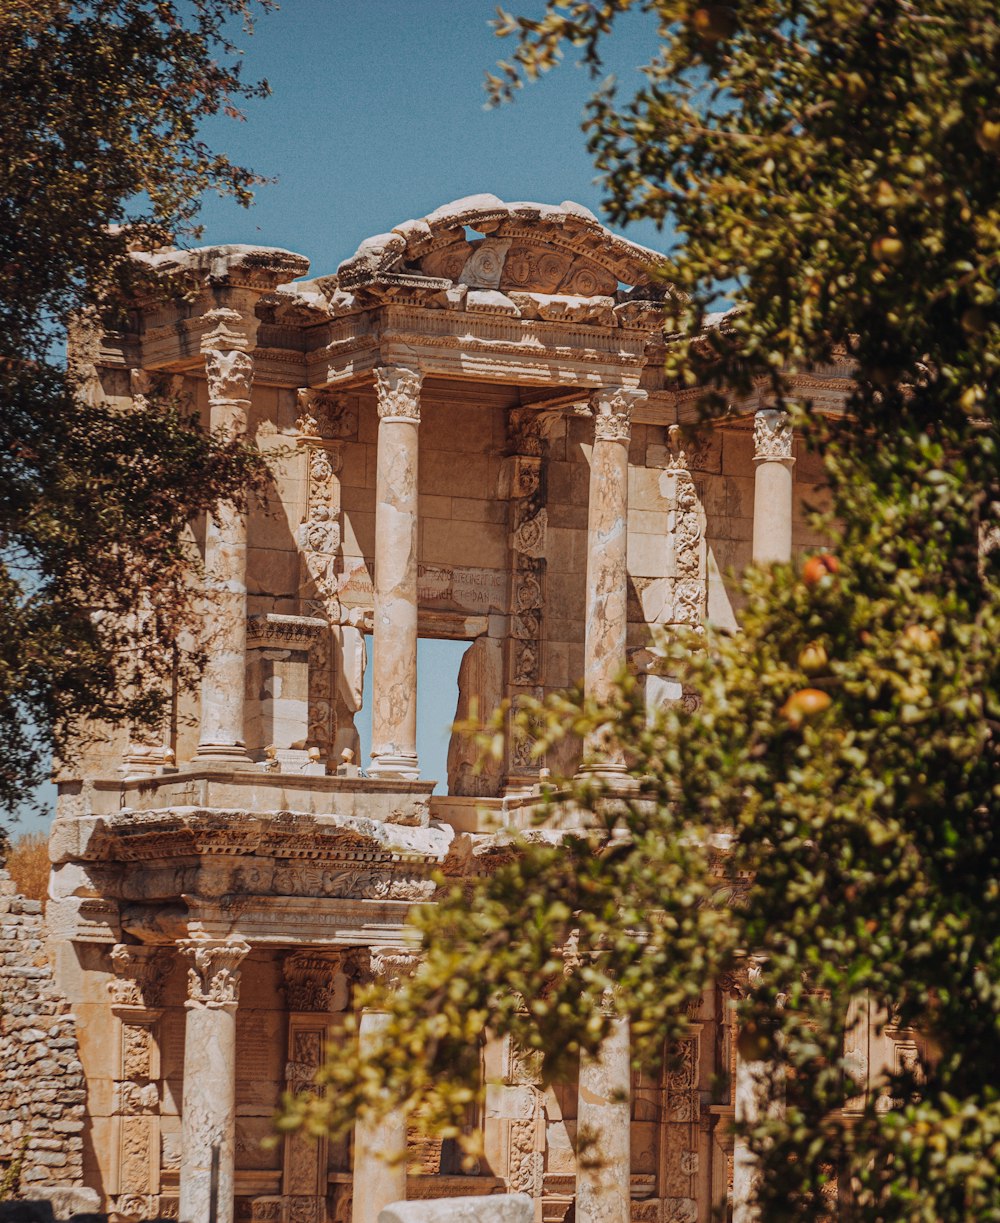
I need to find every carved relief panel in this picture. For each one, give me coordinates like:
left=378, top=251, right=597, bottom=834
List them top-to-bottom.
left=504, top=408, right=558, bottom=785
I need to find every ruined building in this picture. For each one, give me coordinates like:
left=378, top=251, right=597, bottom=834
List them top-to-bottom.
left=39, top=196, right=912, bottom=1223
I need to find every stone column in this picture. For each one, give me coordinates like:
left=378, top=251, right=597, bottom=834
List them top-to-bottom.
left=196, top=309, right=255, bottom=763
left=369, top=367, right=423, bottom=779
left=582, top=388, right=646, bottom=771
left=751, top=408, right=795, bottom=565
left=178, top=938, right=250, bottom=1223
left=107, top=944, right=172, bottom=1221
left=352, top=948, right=419, bottom=1223
left=576, top=1018, right=631, bottom=1223
left=732, top=1047, right=766, bottom=1223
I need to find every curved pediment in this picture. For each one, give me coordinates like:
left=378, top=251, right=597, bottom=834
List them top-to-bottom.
left=335, top=194, right=672, bottom=299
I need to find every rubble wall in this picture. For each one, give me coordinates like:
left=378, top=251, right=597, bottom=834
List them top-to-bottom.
left=0, top=866, right=86, bottom=1194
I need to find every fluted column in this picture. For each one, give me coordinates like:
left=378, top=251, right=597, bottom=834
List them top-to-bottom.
left=197, top=309, right=255, bottom=762
left=369, top=367, right=423, bottom=779
left=582, top=387, right=646, bottom=771
left=751, top=408, right=795, bottom=564
left=178, top=938, right=250, bottom=1223
left=352, top=948, right=419, bottom=1223
left=576, top=1018, right=631, bottom=1223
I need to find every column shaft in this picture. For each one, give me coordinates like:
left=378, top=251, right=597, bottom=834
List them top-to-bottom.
left=197, top=339, right=254, bottom=761
left=370, top=367, right=422, bottom=779
left=751, top=408, right=795, bottom=565
left=178, top=939, right=249, bottom=1223
left=352, top=1008, right=408, bottom=1223
left=576, top=1018, right=631, bottom=1223
left=732, top=1048, right=764, bottom=1223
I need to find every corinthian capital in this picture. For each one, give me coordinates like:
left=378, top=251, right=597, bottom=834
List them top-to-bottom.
left=204, top=348, right=254, bottom=405
left=374, top=366, right=423, bottom=421
left=591, top=387, right=647, bottom=443
left=753, top=407, right=794, bottom=461
left=180, top=938, right=251, bottom=1009
left=107, top=943, right=172, bottom=1010
left=356, top=945, right=421, bottom=990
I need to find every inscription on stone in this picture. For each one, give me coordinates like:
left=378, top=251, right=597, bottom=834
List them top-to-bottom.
left=339, top=559, right=506, bottom=614
left=236, top=1012, right=280, bottom=1108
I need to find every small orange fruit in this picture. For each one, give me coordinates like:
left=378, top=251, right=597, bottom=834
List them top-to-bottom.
left=803, top=553, right=840, bottom=587
left=779, top=688, right=832, bottom=728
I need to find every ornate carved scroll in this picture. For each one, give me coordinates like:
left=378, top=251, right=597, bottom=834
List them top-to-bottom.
left=296, top=389, right=362, bottom=762
left=504, top=408, right=558, bottom=784
left=660, top=426, right=707, bottom=628
left=107, top=945, right=172, bottom=1210
left=662, top=1030, right=703, bottom=1223
left=503, top=1038, right=544, bottom=1198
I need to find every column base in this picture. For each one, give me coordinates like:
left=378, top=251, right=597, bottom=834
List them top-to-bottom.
left=195, top=741, right=253, bottom=765
left=369, top=751, right=420, bottom=780
left=575, top=760, right=630, bottom=783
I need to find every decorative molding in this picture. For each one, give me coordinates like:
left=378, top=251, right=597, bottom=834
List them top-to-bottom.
left=374, top=365, right=423, bottom=420
left=246, top=614, right=328, bottom=651
left=180, top=938, right=251, bottom=1008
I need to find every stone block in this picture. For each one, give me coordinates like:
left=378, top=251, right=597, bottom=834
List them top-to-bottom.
left=422, top=450, right=491, bottom=500
left=422, top=518, right=506, bottom=570
left=378, top=1193, right=534, bottom=1223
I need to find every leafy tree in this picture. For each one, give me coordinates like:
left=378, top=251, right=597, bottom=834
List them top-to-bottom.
left=0, top=1, right=271, bottom=816
left=283, top=2, right=1000, bottom=1218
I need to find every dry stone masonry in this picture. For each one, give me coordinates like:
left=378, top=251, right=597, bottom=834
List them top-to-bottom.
left=29, top=195, right=910, bottom=1223
left=0, top=868, right=89, bottom=1204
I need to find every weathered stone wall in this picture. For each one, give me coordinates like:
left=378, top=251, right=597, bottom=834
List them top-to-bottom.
left=0, top=867, right=86, bottom=1195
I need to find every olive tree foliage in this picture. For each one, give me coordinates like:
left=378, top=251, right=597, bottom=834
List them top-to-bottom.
left=0, top=1, right=271, bottom=816
left=285, top=3, right=1000, bottom=1217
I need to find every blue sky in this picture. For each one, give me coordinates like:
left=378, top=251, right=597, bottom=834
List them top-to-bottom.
left=15, top=0, right=669, bottom=834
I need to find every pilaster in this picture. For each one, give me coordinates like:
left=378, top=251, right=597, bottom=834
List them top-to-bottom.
left=106, top=944, right=172, bottom=1222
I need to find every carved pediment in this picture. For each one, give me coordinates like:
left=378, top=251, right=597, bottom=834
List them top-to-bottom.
left=333, top=195, right=676, bottom=305
left=418, top=235, right=618, bottom=297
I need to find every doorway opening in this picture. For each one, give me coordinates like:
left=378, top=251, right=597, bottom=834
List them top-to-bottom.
left=355, top=637, right=471, bottom=793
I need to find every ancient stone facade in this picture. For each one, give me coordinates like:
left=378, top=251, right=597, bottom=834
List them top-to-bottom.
left=40, top=196, right=885, bottom=1223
